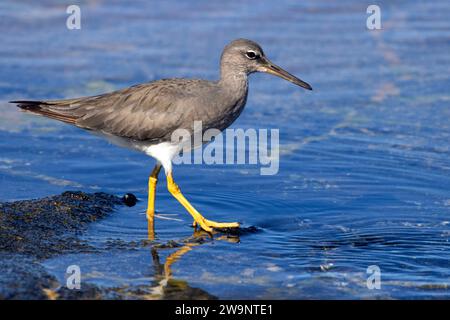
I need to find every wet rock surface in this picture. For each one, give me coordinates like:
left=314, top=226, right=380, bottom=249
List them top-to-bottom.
left=0, top=191, right=216, bottom=300
left=0, top=191, right=122, bottom=259
left=0, top=191, right=121, bottom=299
left=0, top=253, right=58, bottom=300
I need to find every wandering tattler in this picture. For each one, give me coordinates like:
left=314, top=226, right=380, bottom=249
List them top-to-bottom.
left=11, top=39, right=312, bottom=233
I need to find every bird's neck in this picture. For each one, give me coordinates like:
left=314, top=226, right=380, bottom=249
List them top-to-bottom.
left=218, top=67, right=249, bottom=97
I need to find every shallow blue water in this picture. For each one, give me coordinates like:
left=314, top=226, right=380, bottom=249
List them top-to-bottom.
left=1, top=0, right=450, bottom=299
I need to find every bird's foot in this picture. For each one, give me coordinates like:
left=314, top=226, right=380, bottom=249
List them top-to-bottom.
left=193, top=219, right=240, bottom=231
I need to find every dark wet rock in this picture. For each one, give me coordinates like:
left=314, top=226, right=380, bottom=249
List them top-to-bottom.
left=0, top=191, right=123, bottom=259
left=0, top=191, right=218, bottom=300
left=0, top=191, right=124, bottom=299
left=122, top=193, right=137, bottom=207
left=218, top=225, right=262, bottom=236
left=154, top=239, right=183, bottom=249
left=0, top=253, right=58, bottom=300
left=0, top=253, right=217, bottom=300
left=163, top=279, right=218, bottom=300
left=55, top=283, right=121, bottom=300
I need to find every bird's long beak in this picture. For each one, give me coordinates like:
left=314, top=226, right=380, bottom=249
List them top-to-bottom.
left=259, top=58, right=312, bottom=90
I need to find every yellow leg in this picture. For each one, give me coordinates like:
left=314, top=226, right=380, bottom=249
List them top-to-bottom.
left=146, top=164, right=162, bottom=218
left=147, top=164, right=162, bottom=240
left=166, top=172, right=240, bottom=233
left=164, top=245, right=193, bottom=279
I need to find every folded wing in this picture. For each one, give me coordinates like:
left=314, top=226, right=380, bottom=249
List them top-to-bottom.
left=11, top=80, right=204, bottom=142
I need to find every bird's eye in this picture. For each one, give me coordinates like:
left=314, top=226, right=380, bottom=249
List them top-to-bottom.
left=245, top=51, right=259, bottom=60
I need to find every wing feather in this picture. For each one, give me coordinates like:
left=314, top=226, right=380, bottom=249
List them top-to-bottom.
left=10, top=79, right=215, bottom=142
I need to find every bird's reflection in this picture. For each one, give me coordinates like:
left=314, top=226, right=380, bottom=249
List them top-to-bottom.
left=145, top=217, right=240, bottom=299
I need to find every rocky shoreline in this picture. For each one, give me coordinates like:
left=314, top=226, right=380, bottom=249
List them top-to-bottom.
left=0, top=191, right=216, bottom=300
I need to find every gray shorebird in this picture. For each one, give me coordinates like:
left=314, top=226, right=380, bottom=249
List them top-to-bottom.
left=11, top=39, right=312, bottom=233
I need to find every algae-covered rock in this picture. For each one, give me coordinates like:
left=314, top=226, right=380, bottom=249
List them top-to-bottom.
left=0, top=191, right=123, bottom=259
left=0, top=191, right=217, bottom=300
left=0, top=191, right=124, bottom=299
left=0, top=253, right=58, bottom=299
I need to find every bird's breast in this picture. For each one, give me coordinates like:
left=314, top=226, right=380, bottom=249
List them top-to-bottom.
left=200, top=80, right=249, bottom=133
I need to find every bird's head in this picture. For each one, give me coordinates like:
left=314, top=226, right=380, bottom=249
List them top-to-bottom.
left=220, top=38, right=312, bottom=90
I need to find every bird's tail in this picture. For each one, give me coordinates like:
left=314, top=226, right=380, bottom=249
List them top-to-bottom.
left=10, top=100, right=77, bottom=124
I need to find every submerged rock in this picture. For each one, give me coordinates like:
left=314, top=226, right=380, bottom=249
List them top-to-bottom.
left=0, top=191, right=123, bottom=259
left=0, top=191, right=217, bottom=300
left=0, top=191, right=123, bottom=299
left=122, top=193, right=138, bottom=207
left=0, top=253, right=58, bottom=300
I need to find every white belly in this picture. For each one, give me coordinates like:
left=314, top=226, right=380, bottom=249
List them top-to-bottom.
left=94, top=131, right=181, bottom=174
left=139, top=141, right=181, bottom=173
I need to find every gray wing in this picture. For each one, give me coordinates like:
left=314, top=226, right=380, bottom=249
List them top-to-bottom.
left=11, top=79, right=213, bottom=142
